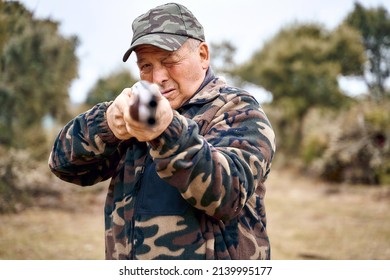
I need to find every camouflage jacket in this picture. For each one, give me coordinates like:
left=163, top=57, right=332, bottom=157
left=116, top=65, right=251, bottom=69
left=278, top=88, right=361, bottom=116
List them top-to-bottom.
left=49, top=77, right=276, bottom=259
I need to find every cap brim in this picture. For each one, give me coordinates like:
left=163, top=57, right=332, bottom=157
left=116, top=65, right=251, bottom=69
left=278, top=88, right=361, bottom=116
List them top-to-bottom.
left=122, top=33, right=189, bottom=62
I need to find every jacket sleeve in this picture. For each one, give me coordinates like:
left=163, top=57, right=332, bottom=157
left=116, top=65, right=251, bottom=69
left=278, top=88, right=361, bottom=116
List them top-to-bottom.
left=149, top=93, right=276, bottom=221
left=48, top=102, right=124, bottom=186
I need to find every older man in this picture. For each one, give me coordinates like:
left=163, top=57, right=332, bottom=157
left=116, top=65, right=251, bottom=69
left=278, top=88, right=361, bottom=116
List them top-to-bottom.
left=49, top=3, right=276, bottom=260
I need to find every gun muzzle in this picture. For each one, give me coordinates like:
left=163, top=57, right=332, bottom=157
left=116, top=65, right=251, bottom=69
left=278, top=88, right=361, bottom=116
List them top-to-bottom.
left=129, top=81, right=159, bottom=125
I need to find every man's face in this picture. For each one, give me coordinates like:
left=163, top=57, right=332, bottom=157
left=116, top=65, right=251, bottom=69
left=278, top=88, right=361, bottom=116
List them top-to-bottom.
left=135, top=40, right=209, bottom=109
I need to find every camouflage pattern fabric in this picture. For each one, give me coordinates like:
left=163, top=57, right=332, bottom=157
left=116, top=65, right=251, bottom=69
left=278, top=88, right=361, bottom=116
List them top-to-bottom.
left=49, top=77, right=276, bottom=259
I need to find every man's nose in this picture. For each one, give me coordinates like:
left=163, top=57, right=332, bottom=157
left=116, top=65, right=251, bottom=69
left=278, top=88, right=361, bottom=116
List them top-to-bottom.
left=152, top=65, right=169, bottom=85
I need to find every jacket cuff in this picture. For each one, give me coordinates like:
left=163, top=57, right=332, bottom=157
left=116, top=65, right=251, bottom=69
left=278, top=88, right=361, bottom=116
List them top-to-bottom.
left=87, top=101, right=121, bottom=145
left=149, top=111, right=184, bottom=157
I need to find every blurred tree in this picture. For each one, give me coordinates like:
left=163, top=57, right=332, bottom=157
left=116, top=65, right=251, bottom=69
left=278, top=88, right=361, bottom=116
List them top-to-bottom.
left=0, top=1, right=78, bottom=157
left=0, top=1, right=5, bottom=51
left=344, top=2, right=390, bottom=100
left=234, top=23, right=365, bottom=154
left=210, top=40, right=237, bottom=75
left=85, top=69, right=137, bottom=106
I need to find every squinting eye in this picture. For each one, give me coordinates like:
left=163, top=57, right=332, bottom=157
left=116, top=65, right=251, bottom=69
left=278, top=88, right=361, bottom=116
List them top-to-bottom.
left=162, top=60, right=177, bottom=67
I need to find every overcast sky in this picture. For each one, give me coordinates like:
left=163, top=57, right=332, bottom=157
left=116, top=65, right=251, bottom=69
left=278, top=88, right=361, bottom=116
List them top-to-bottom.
left=19, top=0, right=390, bottom=103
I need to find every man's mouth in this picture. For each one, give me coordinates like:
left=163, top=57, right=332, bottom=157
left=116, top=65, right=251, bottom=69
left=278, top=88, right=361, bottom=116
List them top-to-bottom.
left=161, top=88, right=175, bottom=98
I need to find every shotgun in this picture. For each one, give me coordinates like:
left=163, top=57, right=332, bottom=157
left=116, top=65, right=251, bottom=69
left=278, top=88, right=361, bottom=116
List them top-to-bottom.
left=129, top=81, right=159, bottom=125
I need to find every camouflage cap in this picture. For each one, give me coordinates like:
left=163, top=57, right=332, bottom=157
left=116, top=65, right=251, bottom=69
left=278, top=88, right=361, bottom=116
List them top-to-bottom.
left=122, top=3, right=205, bottom=62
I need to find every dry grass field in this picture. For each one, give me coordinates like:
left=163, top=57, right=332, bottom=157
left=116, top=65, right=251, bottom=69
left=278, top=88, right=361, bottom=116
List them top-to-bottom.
left=0, top=168, right=389, bottom=260
left=266, top=168, right=390, bottom=259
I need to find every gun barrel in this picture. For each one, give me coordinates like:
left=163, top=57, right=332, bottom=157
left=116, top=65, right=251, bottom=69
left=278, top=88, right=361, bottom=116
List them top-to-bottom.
left=130, top=81, right=159, bottom=125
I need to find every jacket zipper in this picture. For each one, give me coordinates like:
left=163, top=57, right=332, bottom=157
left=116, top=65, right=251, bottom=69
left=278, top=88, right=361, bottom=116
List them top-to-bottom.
left=129, top=154, right=149, bottom=259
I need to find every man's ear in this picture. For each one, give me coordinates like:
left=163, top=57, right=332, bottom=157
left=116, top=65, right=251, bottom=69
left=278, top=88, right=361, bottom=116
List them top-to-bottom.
left=199, top=42, right=210, bottom=70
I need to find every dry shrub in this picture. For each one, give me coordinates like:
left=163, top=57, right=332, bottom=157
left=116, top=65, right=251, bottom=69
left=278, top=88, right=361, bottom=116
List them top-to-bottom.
left=301, top=100, right=390, bottom=185
left=0, top=147, right=61, bottom=212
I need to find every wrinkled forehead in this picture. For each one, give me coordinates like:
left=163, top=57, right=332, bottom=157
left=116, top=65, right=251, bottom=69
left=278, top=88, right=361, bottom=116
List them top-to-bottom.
left=135, top=41, right=191, bottom=58
left=135, top=44, right=172, bottom=58
left=134, top=45, right=172, bottom=63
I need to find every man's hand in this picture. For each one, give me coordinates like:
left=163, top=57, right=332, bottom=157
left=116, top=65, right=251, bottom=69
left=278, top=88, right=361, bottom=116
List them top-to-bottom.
left=106, top=85, right=173, bottom=142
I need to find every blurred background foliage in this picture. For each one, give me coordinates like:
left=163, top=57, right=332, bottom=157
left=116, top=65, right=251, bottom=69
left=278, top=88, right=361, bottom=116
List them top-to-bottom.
left=0, top=0, right=390, bottom=213
left=0, top=1, right=78, bottom=158
left=85, top=69, right=137, bottom=107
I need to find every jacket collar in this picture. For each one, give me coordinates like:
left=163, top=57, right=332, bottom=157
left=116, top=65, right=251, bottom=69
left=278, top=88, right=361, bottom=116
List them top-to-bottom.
left=180, top=68, right=226, bottom=107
